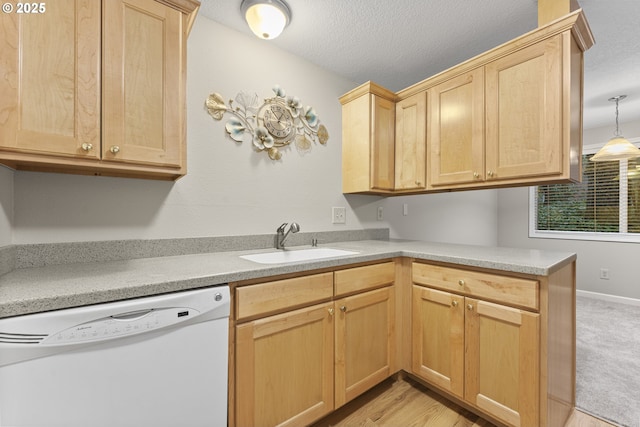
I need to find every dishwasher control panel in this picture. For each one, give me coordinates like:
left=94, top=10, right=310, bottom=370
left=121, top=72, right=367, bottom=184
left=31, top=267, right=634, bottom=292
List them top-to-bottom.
left=43, top=307, right=201, bottom=345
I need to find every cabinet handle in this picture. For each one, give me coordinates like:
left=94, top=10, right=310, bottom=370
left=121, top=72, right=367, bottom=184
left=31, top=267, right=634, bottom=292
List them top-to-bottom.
left=81, top=143, right=93, bottom=152
left=110, top=145, right=120, bottom=154
left=458, top=280, right=465, bottom=286
left=451, top=300, right=458, bottom=308
left=467, top=304, right=474, bottom=311
left=340, top=306, right=347, bottom=312
left=328, top=308, right=334, bottom=316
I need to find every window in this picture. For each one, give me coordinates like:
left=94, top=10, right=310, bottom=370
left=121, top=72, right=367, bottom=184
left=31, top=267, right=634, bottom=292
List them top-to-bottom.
left=530, top=141, right=640, bottom=242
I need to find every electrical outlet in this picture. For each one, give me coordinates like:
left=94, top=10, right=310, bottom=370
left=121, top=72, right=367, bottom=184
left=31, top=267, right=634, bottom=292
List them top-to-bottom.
left=403, top=203, right=409, bottom=216
left=377, top=206, right=384, bottom=221
left=332, top=207, right=346, bottom=224
left=600, top=268, right=610, bottom=280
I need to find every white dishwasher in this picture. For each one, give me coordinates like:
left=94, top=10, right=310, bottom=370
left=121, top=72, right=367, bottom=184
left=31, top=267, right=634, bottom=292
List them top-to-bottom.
left=0, top=286, right=230, bottom=427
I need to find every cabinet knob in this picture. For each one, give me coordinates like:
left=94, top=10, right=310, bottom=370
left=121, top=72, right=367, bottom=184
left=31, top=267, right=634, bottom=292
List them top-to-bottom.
left=81, top=143, right=93, bottom=152
left=110, top=145, right=120, bottom=154
left=487, top=170, right=494, bottom=177
left=473, top=172, right=480, bottom=179
left=415, top=180, right=421, bottom=186
left=458, top=280, right=465, bottom=286
left=451, top=300, right=458, bottom=308
left=467, top=304, right=474, bottom=311
left=340, top=306, right=347, bottom=312
left=328, top=308, right=334, bottom=316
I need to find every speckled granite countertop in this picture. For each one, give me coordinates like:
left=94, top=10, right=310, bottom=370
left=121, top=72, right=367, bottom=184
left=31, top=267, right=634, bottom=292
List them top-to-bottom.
left=0, top=239, right=576, bottom=319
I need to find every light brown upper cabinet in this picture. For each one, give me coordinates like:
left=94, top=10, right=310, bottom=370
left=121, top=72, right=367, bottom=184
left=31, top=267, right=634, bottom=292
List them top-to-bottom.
left=0, top=0, right=199, bottom=180
left=102, top=0, right=184, bottom=170
left=0, top=1, right=101, bottom=161
left=340, top=10, right=593, bottom=195
left=430, top=32, right=575, bottom=190
left=484, top=34, right=566, bottom=183
left=428, top=69, right=484, bottom=187
left=340, top=82, right=396, bottom=193
left=340, top=84, right=428, bottom=194
left=395, top=92, right=427, bottom=191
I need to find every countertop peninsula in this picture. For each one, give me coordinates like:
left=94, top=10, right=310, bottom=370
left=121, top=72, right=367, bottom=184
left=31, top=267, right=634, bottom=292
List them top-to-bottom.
left=0, top=239, right=576, bottom=319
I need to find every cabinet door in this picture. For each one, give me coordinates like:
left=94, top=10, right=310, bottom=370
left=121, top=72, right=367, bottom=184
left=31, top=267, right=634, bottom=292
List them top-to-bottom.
left=0, top=0, right=100, bottom=159
left=102, top=0, right=183, bottom=168
left=485, top=35, right=563, bottom=181
left=429, top=68, right=484, bottom=187
left=395, top=92, right=427, bottom=190
left=342, top=94, right=372, bottom=193
left=370, top=95, right=396, bottom=190
left=335, top=286, right=395, bottom=408
left=411, top=286, right=464, bottom=398
left=465, top=298, right=540, bottom=427
left=236, top=302, right=334, bottom=427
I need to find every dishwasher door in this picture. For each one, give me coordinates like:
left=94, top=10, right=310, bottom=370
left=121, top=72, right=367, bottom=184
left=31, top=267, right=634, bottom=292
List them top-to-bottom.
left=0, top=286, right=230, bottom=427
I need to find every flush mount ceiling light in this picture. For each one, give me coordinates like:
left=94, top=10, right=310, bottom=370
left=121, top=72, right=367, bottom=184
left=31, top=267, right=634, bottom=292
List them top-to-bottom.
left=241, top=0, right=291, bottom=40
left=591, top=95, right=640, bottom=162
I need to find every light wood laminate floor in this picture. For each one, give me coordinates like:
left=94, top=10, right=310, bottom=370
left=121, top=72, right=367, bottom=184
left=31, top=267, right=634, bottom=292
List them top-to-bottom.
left=312, top=377, right=616, bottom=427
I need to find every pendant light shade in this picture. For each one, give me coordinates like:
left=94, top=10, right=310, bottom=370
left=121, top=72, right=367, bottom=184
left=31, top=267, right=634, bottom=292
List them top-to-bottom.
left=241, top=0, right=291, bottom=40
left=591, top=95, right=640, bottom=162
left=590, top=136, right=640, bottom=162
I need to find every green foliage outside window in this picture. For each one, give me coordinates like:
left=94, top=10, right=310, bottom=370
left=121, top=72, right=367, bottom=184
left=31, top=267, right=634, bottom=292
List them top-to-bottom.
left=535, top=155, right=640, bottom=234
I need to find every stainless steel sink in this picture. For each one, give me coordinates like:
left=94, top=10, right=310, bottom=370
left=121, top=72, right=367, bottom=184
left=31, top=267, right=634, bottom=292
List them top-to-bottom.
left=239, top=248, right=359, bottom=264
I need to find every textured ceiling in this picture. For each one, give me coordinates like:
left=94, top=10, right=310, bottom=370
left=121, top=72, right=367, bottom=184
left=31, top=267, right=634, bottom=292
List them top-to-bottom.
left=199, top=0, right=640, bottom=131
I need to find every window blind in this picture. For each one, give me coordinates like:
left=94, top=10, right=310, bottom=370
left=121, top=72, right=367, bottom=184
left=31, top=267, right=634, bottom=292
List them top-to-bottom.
left=535, top=154, right=640, bottom=234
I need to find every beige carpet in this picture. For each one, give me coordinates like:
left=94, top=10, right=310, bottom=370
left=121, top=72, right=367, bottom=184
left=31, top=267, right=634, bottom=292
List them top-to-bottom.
left=576, top=295, right=640, bottom=427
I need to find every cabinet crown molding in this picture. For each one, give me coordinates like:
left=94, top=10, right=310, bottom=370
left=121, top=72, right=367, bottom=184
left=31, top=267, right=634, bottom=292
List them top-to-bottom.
left=155, top=0, right=201, bottom=35
left=155, top=0, right=200, bottom=12
left=396, top=9, right=593, bottom=100
left=338, top=11, right=593, bottom=104
left=339, top=81, right=397, bottom=105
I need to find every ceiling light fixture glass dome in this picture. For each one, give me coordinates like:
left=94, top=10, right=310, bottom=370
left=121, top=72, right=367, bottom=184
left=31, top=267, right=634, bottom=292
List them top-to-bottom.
left=241, top=0, right=291, bottom=40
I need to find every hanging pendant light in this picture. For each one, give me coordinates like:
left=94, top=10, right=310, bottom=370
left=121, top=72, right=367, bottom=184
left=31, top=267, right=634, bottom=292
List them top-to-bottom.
left=241, top=0, right=291, bottom=40
left=590, top=95, right=640, bottom=162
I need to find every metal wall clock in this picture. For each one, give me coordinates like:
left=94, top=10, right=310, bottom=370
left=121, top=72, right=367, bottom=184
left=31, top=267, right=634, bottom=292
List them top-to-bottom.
left=206, top=85, right=329, bottom=160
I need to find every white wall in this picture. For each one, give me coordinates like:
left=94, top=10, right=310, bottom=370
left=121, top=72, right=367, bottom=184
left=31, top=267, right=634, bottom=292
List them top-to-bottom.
left=10, top=15, right=497, bottom=247
left=11, top=16, right=379, bottom=244
left=497, top=119, right=640, bottom=299
left=582, top=119, right=640, bottom=147
left=0, top=165, right=13, bottom=247
left=381, top=190, right=498, bottom=245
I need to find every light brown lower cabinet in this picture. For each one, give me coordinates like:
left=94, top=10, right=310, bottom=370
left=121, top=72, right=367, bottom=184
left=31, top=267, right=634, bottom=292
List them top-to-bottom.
left=232, top=258, right=575, bottom=427
left=411, top=261, right=575, bottom=427
left=233, top=262, right=396, bottom=427
left=335, top=286, right=395, bottom=408
left=412, top=286, right=540, bottom=426
left=412, top=286, right=465, bottom=398
left=465, top=298, right=539, bottom=427
left=235, top=302, right=335, bottom=427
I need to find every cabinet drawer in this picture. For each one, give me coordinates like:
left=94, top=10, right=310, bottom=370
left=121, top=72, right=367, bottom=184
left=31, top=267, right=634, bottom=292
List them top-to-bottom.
left=334, top=262, right=395, bottom=297
left=412, top=263, right=538, bottom=310
left=236, top=272, right=333, bottom=320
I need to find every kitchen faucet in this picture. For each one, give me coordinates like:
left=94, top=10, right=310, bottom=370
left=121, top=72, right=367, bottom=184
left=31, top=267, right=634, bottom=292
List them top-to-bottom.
left=275, top=222, right=300, bottom=249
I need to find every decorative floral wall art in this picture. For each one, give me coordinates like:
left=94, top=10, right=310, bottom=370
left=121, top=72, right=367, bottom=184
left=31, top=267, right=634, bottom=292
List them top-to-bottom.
left=205, top=85, right=329, bottom=160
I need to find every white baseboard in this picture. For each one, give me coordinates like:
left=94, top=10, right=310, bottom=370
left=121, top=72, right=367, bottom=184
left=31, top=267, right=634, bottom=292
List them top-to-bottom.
left=577, top=289, right=640, bottom=306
